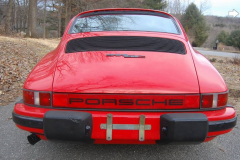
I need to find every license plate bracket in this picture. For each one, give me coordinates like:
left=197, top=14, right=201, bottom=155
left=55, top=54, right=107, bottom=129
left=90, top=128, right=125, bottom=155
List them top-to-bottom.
left=101, top=114, right=151, bottom=141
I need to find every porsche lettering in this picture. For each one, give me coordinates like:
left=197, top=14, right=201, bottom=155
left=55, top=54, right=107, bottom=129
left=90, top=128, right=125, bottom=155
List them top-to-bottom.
left=69, top=98, right=183, bottom=106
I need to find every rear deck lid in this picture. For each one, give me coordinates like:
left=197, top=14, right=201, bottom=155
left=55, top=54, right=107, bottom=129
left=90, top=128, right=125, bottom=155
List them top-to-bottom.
left=53, top=36, right=199, bottom=94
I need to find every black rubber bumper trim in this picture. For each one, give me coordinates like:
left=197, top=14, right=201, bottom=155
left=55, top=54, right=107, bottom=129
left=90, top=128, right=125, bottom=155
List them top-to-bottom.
left=15, top=99, right=24, bottom=105
left=12, top=111, right=237, bottom=132
left=12, top=112, right=43, bottom=129
left=208, top=116, right=237, bottom=132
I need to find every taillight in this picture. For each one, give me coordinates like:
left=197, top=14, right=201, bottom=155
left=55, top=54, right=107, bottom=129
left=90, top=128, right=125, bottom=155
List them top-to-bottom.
left=23, top=90, right=51, bottom=107
left=23, top=90, right=34, bottom=105
left=39, top=92, right=51, bottom=106
left=201, top=92, right=228, bottom=108
left=52, top=93, right=68, bottom=107
left=217, top=93, right=228, bottom=107
left=185, top=95, right=200, bottom=109
left=202, top=95, right=213, bottom=108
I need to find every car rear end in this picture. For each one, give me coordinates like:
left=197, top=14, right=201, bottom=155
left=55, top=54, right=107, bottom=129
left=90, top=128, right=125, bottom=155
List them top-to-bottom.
left=12, top=8, right=237, bottom=145
left=13, top=90, right=236, bottom=144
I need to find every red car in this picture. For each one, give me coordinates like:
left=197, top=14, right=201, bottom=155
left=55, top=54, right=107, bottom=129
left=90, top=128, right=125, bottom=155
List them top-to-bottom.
left=13, top=8, right=236, bottom=145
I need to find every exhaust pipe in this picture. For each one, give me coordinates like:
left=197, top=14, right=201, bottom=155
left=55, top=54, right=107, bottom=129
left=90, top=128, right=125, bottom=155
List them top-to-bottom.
left=27, top=134, right=41, bottom=145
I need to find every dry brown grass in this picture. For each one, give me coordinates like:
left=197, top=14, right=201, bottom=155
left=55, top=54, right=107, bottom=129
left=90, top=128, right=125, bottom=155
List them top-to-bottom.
left=217, top=43, right=240, bottom=53
left=232, top=55, right=240, bottom=65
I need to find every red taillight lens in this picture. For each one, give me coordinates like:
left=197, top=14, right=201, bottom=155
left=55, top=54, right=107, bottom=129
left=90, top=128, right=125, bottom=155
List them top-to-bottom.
left=23, top=90, right=51, bottom=107
left=23, top=90, right=34, bottom=105
left=39, top=92, right=51, bottom=106
left=201, top=92, right=228, bottom=108
left=218, top=93, right=228, bottom=107
left=52, top=94, right=68, bottom=107
left=185, top=95, right=200, bottom=109
left=202, top=95, right=213, bottom=108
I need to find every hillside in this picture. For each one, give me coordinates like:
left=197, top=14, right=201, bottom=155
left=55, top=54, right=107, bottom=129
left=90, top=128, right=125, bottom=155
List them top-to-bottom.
left=174, top=14, right=240, bottom=49
left=203, top=16, right=240, bottom=49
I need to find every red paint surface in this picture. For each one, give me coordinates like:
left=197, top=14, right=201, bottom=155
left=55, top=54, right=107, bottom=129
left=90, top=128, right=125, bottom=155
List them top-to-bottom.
left=189, top=43, right=228, bottom=93
left=16, top=124, right=44, bottom=134
left=207, top=129, right=233, bottom=137
left=204, top=137, right=216, bottom=142
left=94, top=140, right=156, bottom=144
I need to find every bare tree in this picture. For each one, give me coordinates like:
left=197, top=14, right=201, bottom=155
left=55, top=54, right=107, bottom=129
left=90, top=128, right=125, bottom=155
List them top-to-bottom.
left=5, top=0, right=14, bottom=34
left=23, top=0, right=28, bottom=32
left=26, top=0, right=37, bottom=37
left=43, top=0, right=47, bottom=38
left=58, top=0, right=62, bottom=37
left=64, top=0, right=69, bottom=29
left=166, top=0, right=187, bottom=15
left=199, top=0, right=211, bottom=14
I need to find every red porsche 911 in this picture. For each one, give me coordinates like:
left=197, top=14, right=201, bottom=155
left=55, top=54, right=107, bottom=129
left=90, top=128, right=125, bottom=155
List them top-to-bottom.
left=13, top=8, right=237, bottom=145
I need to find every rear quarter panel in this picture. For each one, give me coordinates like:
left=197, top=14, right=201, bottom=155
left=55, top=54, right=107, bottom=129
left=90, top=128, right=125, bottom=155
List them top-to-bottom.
left=189, top=42, right=228, bottom=93
left=23, top=47, right=61, bottom=91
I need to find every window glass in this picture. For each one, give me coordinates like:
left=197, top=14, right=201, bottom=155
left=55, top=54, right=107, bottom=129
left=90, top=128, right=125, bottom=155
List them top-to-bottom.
left=70, top=14, right=179, bottom=34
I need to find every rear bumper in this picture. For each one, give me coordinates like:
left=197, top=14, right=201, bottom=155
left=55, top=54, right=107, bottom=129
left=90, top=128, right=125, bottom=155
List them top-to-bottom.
left=13, top=102, right=237, bottom=144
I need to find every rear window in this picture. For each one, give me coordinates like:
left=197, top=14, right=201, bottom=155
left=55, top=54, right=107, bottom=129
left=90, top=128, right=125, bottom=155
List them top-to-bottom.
left=69, top=14, right=180, bottom=34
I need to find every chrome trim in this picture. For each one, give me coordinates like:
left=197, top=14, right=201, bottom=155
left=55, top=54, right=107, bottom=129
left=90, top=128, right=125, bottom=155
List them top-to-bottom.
left=34, top=92, right=40, bottom=105
left=213, top=94, right=218, bottom=108
left=106, top=114, right=113, bottom=141
left=139, top=115, right=145, bottom=141
left=100, top=124, right=151, bottom=130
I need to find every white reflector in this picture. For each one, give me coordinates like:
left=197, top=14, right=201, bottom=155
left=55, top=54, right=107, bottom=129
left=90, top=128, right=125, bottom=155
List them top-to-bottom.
left=34, top=92, right=40, bottom=105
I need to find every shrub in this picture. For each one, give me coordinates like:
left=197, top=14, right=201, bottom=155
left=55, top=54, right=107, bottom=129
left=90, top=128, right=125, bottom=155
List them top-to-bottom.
left=181, top=3, right=208, bottom=47
left=216, top=30, right=229, bottom=44
left=226, top=30, right=240, bottom=50
left=192, top=41, right=197, bottom=47
left=232, top=55, right=240, bottom=65
left=209, top=58, right=217, bottom=62
left=218, top=60, right=224, bottom=63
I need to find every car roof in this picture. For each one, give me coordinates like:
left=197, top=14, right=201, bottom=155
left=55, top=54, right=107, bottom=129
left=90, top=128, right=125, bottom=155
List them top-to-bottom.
left=75, top=8, right=175, bottom=19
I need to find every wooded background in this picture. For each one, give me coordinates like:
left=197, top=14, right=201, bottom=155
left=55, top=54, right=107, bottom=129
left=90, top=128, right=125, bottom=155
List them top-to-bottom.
left=0, top=0, right=239, bottom=49
left=1, top=0, right=212, bottom=37
left=1, top=0, right=170, bottom=38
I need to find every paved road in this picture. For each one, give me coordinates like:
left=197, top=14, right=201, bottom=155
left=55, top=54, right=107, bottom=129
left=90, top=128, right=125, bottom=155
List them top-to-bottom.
left=194, top=47, right=240, bottom=58
left=0, top=97, right=239, bottom=160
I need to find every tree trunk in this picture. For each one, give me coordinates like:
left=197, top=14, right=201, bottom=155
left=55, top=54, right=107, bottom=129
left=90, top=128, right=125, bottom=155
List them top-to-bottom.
left=5, top=0, right=14, bottom=34
left=23, top=0, right=27, bottom=33
left=27, top=0, right=37, bottom=38
left=43, top=0, right=47, bottom=38
left=58, top=0, right=62, bottom=38
left=64, top=0, right=69, bottom=30
left=69, top=0, right=72, bottom=18
left=14, top=2, right=17, bottom=32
